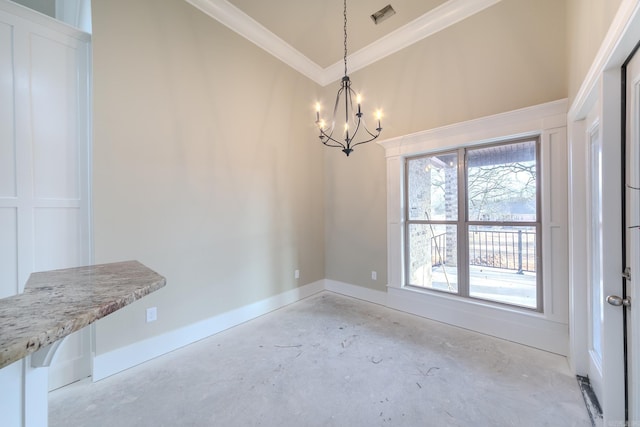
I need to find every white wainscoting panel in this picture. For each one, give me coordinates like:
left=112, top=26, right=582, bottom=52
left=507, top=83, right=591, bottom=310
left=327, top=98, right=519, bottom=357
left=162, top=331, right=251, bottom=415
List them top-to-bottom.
left=0, top=1, right=92, bottom=411
left=0, top=20, right=15, bottom=198
left=31, top=33, right=80, bottom=201
left=0, top=208, right=18, bottom=299
left=33, top=208, right=82, bottom=272
left=0, top=361, right=24, bottom=427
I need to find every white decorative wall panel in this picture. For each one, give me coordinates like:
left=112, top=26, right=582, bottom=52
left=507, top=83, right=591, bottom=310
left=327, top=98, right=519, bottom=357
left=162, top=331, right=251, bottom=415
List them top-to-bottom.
left=0, top=1, right=92, bottom=406
left=0, top=22, right=16, bottom=198
left=31, top=34, right=80, bottom=201
left=0, top=208, right=18, bottom=298
left=33, top=208, right=81, bottom=272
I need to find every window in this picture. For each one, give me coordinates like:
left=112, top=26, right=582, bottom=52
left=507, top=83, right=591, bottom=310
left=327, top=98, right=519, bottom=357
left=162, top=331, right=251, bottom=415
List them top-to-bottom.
left=381, top=100, right=567, bottom=352
left=405, top=138, right=541, bottom=311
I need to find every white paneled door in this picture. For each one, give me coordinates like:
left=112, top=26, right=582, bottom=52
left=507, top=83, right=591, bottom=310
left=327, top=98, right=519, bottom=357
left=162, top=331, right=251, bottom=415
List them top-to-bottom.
left=0, top=1, right=91, bottom=395
left=624, top=43, right=640, bottom=424
left=582, top=72, right=626, bottom=425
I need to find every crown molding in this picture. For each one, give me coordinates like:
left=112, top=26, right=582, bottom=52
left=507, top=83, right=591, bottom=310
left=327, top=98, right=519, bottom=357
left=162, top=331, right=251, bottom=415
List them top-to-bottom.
left=185, top=0, right=501, bottom=87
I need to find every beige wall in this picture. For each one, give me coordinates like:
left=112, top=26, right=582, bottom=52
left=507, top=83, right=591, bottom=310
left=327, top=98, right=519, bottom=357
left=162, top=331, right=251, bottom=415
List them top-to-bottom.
left=89, top=0, right=624, bottom=355
left=92, top=0, right=324, bottom=354
left=324, top=0, right=567, bottom=289
left=566, top=0, right=623, bottom=103
left=323, top=142, right=389, bottom=291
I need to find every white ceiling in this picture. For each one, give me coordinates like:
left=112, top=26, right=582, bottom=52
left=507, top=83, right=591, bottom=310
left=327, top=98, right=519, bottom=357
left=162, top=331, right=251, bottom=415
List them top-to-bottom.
left=186, top=0, right=502, bottom=86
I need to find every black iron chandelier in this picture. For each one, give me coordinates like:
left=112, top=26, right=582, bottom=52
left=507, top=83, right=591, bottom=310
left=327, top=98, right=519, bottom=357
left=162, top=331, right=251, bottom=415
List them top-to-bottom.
left=315, top=0, right=383, bottom=157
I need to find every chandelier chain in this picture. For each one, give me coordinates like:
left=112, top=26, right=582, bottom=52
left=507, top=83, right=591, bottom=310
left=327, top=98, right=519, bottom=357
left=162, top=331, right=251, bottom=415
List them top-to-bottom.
left=343, top=0, right=348, bottom=77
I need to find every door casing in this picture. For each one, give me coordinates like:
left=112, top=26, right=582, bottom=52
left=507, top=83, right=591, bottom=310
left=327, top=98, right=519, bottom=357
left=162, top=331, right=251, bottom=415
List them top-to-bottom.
left=568, top=1, right=640, bottom=424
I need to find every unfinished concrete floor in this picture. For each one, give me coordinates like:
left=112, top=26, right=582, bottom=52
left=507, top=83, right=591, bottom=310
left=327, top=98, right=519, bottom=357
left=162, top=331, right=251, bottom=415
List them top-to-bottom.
left=49, top=292, right=591, bottom=426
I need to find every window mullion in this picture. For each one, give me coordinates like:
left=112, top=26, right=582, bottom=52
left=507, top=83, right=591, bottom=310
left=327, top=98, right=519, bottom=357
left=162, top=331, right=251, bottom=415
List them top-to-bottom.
left=458, top=147, right=469, bottom=297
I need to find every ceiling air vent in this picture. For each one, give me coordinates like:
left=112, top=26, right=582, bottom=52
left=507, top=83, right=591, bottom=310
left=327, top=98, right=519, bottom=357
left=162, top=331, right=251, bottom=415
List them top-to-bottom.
left=371, top=5, right=396, bottom=25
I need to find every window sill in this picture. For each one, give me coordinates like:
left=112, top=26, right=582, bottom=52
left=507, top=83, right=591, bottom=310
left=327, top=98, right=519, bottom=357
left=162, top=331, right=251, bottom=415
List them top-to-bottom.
left=392, top=283, right=545, bottom=316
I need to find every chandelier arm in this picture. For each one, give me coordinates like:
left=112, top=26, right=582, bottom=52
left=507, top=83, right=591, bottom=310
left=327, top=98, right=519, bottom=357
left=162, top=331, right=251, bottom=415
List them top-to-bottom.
left=344, top=82, right=356, bottom=115
left=315, top=85, right=346, bottom=149
left=332, top=85, right=345, bottom=129
left=344, top=86, right=351, bottom=130
left=347, top=108, right=381, bottom=147
left=347, top=118, right=363, bottom=148
left=350, top=118, right=381, bottom=148
left=360, top=125, right=382, bottom=139
left=319, top=130, right=346, bottom=149
left=350, top=134, right=380, bottom=149
left=321, top=135, right=346, bottom=148
left=323, top=140, right=346, bottom=149
left=323, top=141, right=346, bottom=148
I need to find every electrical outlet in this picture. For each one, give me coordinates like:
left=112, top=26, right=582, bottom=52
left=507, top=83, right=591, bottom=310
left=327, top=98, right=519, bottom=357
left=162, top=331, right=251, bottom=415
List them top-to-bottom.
left=295, top=269, right=300, bottom=279
left=371, top=271, right=377, bottom=281
left=146, top=307, right=157, bottom=323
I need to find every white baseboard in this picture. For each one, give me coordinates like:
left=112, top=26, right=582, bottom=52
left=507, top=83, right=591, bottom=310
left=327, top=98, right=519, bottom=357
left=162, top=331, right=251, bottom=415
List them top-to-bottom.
left=93, top=278, right=569, bottom=381
left=324, top=279, right=388, bottom=306
left=92, top=280, right=324, bottom=381
left=326, top=280, right=568, bottom=356
left=387, top=286, right=568, bottom=355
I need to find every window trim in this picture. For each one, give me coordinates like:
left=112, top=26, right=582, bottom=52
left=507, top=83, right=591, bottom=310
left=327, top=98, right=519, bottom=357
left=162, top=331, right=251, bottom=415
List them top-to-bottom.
left=377, top=99, right=570, bottom=355
left=403, top=138, right=543, bottom=311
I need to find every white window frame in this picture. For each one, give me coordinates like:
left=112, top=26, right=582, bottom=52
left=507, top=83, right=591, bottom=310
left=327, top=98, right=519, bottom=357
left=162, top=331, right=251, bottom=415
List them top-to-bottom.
left=378, top=99, right=569, bottom=355
left=404, top=138, right=543, bottom=311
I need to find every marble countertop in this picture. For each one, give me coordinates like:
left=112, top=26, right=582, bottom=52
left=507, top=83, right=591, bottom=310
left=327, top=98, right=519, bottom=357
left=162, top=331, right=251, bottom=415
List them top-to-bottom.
left=0, top=261, right=166, bottom=369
